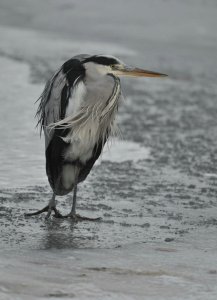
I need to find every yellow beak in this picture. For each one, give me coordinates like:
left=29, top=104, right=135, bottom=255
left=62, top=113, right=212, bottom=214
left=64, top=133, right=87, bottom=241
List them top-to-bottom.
left=113, top=66, right=168, bottom=78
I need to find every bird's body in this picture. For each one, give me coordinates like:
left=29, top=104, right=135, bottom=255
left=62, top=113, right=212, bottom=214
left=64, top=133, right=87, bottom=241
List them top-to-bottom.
left=25, top=54, right=167, bottom=220
left=40, top=55, right=121, bottom=197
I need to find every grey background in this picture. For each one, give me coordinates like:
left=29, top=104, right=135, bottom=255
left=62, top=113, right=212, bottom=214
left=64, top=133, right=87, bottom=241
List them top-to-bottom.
left=0, top=1, right=217, bottom=299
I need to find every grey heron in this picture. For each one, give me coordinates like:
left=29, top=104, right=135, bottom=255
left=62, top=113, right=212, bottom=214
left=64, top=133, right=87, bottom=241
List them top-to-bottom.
left=25, top=54, right=167, bottom=220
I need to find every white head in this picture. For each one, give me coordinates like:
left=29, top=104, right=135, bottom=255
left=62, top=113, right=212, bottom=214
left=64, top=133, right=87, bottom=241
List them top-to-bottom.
left=82, top=55, right=167, bottom=80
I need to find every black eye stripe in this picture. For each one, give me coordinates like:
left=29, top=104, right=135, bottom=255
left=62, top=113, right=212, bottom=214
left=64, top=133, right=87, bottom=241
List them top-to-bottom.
left=83, top=56, right=119, bottom=66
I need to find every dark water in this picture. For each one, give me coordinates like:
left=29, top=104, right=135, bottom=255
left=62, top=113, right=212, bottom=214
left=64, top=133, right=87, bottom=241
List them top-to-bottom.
left=0, top=1, right=217, bottom=299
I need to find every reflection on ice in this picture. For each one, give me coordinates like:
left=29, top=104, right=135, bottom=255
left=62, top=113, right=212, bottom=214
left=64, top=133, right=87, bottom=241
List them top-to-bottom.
left=100, top=139, right=150, bottom=163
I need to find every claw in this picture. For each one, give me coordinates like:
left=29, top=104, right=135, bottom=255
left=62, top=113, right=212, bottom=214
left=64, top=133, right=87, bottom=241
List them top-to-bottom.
left=24, top=205, right=50, bottom=217
left=25, top=205, right=63, bottom=219
left=53, top=207, right=64, bottom=218
left=63, top=213, right=101, bottom=222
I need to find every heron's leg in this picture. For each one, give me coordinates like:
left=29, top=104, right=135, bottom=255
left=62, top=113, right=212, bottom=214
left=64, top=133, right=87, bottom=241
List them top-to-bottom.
left=70, top=182, right=78, bottom=216
left=65, top=183, right=101, bottom=222
left=25, top=193, right=63, bottom=219
left=45, top=194, right=56, bottom=219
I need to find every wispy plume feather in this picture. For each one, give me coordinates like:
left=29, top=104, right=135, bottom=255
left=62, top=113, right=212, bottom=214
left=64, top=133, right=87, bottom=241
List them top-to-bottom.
left=47, top=75, right=121, bottom=147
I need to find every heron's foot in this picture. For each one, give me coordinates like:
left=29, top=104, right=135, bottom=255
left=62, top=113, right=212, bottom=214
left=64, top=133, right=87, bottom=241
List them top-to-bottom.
left=25, top=205, right=63, bottom=219
left=63, top=213, right=101, bottom=222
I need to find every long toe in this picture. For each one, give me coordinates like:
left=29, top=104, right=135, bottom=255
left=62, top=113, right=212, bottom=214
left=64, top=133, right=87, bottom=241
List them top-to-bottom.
left=24, top=205, right=49, bottom=217
left=25, top=205, right=63, bottom=219
left=66, top=213, right=102, bottom=222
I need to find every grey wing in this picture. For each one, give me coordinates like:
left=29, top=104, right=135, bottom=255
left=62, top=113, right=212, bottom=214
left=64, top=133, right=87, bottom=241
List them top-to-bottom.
left=36, top=56, right=89, bottom=149
left=36, top=69, right=67, bottom=147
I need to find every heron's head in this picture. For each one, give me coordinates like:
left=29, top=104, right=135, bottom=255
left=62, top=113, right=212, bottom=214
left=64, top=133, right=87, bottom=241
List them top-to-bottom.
left=83, top=55, right=167, bottom=79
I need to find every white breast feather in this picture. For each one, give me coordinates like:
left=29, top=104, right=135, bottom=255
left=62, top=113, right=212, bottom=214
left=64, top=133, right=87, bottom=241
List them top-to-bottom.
left=64, top=80, right=99, bottom=163
left=66, top=81, right=87, bottom=117
left=64, top=118, right=100, bottom=163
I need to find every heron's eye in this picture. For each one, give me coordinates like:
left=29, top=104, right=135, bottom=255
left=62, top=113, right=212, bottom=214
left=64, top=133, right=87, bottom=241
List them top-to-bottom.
left=110, top=64, right=116, bottom=69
